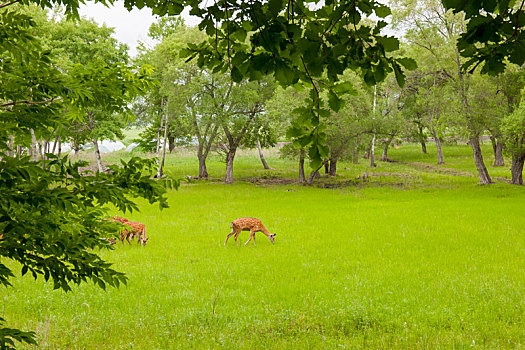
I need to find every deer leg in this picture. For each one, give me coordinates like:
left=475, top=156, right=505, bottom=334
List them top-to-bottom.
left=225, top=229, right=235, bottom=246
left=234, top=230, right=241, bottom=246
left=244, top=231, right=255, bottom=246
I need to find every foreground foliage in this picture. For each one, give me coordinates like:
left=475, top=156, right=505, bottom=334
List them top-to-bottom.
left=0, top=156, right=174, bottom=347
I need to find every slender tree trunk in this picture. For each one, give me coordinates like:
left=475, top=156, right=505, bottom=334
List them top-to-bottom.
left=370, top=85, right=377, bottom=167
left=155, top=109, right=165, bottom=172
left=158, top=109, right=169, bottom=179
left=87, top=111, right=103, bottom=172
left=156, top=115, right=164, bottom=156
left=419, top=125, right=427, bottom=154
left=432, top=128, right=445, bottom=165
left=30, top=129, right=38, bottom=161
left=370, top=134, right=376, bottom=167
left=381, top=134, right=395, bottom=161
left=8, top=135, right=14, bottom=157
left=256, top=135, right=271, bottom=170
left=57, top=136, right=62, bottom=159
left=469, top=136, right=492, bottom=184
left=45, top=137, right=50, bottom=155
left=51, top=137, right=58, bottom=155
left=92, top=137, right=103, bottom=172
left=92, top=138, right=103, bottom=172
left=493, top=140, right=505, bottom=167
left=363, top=146, right=370, bottom=159
left=353, top=147, right=360, bottom=164
left=225, top=148, right=236, bottom=184
left=298, top=149, right=306, bottom=183
left=510, top=154, right=525, bottom=185
left=329, top=158, right=337, bottom=176
left=323, top=160, right=329, bottom=174
left=307, top=166, right=322, bottom=184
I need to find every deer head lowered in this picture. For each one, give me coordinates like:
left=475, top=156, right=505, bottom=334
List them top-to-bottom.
left=225, top=217, right=276, bottom=246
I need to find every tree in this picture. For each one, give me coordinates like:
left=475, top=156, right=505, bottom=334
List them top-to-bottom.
left=393, top=0, right=496, bottom=184
left=0, top=4, right=173, bottom=347
left=47, top=14, right=130, bottom=162
left=214, top=77, right=275, bottom=184
left=267, top=86, right=306, bottom=181
left=502, top=88, right=525, bottom=184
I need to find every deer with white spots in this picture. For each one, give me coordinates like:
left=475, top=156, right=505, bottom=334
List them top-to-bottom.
left=225, top=217, right=276, bottom=246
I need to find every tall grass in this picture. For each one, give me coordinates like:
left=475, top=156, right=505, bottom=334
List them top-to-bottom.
left=6, top=142, right=525, bottom=349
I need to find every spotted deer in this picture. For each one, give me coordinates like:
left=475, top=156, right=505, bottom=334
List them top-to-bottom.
left=111, top=217, right=148, bottom=246
left=225, top=217, right=276, bottom=246
left=122, top=221, right=148, bottom=246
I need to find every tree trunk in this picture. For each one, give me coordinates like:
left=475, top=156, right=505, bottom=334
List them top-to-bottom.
left=155, top=110, right=165, bottom=171
left=87, top=111, right=103, bottom=172
left=158, top=111, right=169, bottom=179
left=419, top=125, right=427, bottom=154
left=432, top=128, right=445, bottom=165
left=30, top=129, right=38, bottom=161
left=168, top=134, right=175, bottom=153
left=370, top=134, right=376, bottom=167
left=381, top=134, right=395, bottom=162
left=8, top=135, right=14, bottom=157
left=256, top=135, right=270, bottom=170
left=57, top=136, right=61, bottom=159
left=469, top=136, right=492, bottom=184
left=51, top=137, right=58, bottom=155
left=92, top=137, right=103, bottom=172
left=493, top=140, right=505, bottom=167
left=363, top=146, right=370, bottom=159
left=353, top=147, right=359, bottom=164
left=225, top=149, right=236, bottom=184
left=298, top=149, right=306, bottom=183
left=198, top=154, right=208, bottom=179
left=510, top=154, right=525, bottom=185
left=329, top=158, right=337, bottom=176
left=323, top=160, right=329, bottom=174
left=307, top=167, right=322, bottom=184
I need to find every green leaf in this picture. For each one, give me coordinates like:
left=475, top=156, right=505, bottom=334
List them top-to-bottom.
left=267, top=0, right=284, bottom=16
left=375, top=5, right=391, bottom=18
left=377, top=36, right=399, bottom=52
left=397, top=57, right=417, bottom=71
left=392, top=62, right=406, bottom=87
left=274, top=64, right=296, bottom=85
left=231, top=66, right=243, bottom=83
left=333, top=81, right=357, bottom=95
left=328, top=90, right=344, bottom=111
left=286, top=126, right=306, bottom=138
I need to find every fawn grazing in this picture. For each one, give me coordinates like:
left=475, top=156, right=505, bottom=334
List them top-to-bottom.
left=111, top=216, right=148, bottom=246
left=225, top=217, right=276, bottom=246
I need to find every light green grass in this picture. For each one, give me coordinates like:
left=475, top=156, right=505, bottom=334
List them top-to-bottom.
left=6, top=142, right=525, bottom=349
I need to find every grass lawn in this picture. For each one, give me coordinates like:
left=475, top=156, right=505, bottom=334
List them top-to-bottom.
left=6, top=142, right=525, bottom=349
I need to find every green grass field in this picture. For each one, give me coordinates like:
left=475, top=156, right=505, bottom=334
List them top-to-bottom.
left=6, top=142, right=525, bottom=349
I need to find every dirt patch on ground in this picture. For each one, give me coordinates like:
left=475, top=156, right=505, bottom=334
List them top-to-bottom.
left=388, top=159, right=475, bottom=177
left=245, top=177, right=299, bottom=186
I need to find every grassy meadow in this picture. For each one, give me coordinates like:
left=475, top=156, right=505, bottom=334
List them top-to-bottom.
left=5, top=141, right=525, bottom=349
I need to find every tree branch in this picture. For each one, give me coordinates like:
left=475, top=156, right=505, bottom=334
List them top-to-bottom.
left=0, top=0, right=20, bottom=9
left=1, top=97, right=63, bottom=108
